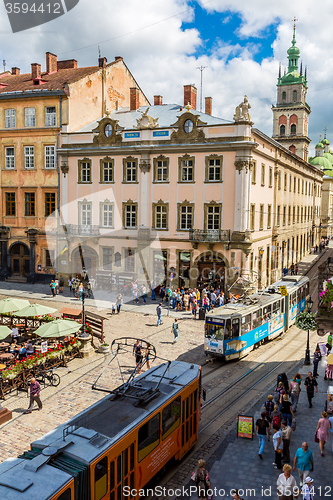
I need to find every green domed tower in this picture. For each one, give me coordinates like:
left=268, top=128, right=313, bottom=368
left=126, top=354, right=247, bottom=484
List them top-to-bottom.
left=272, top=24, right=311, bottom=161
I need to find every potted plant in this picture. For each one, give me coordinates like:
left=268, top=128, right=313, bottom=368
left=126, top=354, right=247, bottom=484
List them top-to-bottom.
left=98, top=343, right=110, bottom=354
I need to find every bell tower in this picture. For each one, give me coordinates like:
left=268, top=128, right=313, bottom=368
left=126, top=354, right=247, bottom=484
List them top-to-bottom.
left=272, top=22, right=311, bottom=161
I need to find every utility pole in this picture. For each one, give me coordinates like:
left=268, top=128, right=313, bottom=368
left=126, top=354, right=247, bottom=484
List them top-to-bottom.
left=196, top=65, right=207, bottom=112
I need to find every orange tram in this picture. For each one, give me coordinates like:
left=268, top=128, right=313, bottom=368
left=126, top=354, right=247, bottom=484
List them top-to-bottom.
left=0, top=361, right=201, bottom=500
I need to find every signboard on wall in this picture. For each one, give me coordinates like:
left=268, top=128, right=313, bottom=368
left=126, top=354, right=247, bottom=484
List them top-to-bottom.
left=41, top=341, right=48, bottom=354
left=237, top=415, right=254, bottom=439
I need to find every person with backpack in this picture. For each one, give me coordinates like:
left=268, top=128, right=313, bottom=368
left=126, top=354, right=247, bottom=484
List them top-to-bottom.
left=277, top=373, right=289, bottom=394
left=290, top=375, right=300, bottom=412
left=274, top=382, right=286, bottom=408
left=264, top=395, right=275, bottom=423
left=271, top=405, right=283, bottom=429
left=255, top=411, right=271, bottom=459
left=191, top=459, right=211, bottom=500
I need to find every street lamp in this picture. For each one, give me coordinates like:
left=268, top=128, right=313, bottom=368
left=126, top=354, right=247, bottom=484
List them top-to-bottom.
left=78, top=268, right=90, bottom=339
left=304, top=296, right=314, bottom=365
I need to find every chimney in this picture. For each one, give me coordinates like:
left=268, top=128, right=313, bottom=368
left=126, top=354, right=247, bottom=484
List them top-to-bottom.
left=46, top=52, right=57, bottom=74
left=115, top=56, right=123, bottom=61
left=99, top=57, right=107, bottom=68
left=57, top=59, right=77, bottom=70
left=31, top=63, right=41, bottom=80
left=11, top=67, right=20, bottom=75
left=184, top=84, right=197, bottom=110
left=130, top=87, right=140, bottom=111
left=154, top=95, right=163, bottom=106
left=205, top=97, right=212, bottom=115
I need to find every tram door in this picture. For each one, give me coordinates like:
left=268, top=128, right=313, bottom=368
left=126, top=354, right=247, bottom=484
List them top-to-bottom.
left=181, top=389, right=198, bottom=457
left=110, top=443, right=135, bottom=500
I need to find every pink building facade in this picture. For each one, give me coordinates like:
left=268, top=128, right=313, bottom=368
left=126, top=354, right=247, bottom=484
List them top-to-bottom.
left=56, top=91, right=323, bottom=294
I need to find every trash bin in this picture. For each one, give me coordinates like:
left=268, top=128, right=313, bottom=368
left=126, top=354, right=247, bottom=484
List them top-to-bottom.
left=199, top=307, right=206, bottom=320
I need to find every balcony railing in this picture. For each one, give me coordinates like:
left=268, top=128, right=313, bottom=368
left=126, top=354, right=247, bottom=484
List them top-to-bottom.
left=64, top=224, right=100, bottom=236
left=189, top=229, right=230, bottom=242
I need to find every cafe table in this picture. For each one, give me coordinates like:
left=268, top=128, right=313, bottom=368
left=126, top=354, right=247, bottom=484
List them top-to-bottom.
left=0, top=342, right=9, bottom=350
left=0, top=353, right=14, bottom=363
left=0, top=363, right=6, bottom=370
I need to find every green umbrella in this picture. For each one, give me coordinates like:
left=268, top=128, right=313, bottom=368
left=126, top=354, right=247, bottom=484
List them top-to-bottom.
left=0, top=298, right=30, bottom=314
left=13, top=303, right=57, bottom=318
left=35, top=319, right=82, bottom=338
left=0, top=325, right=12, bottom=340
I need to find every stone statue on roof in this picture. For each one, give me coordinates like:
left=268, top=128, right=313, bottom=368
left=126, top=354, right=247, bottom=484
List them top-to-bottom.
left=234, top=95, right=251, bottom=123
left=135, top=107, right=159, bottom=129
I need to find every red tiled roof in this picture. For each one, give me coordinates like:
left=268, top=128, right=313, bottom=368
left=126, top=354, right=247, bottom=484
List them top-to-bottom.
left=0, top=66, right=101, bottom=93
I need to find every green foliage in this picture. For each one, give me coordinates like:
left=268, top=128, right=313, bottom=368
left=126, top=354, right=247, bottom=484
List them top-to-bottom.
left=295, top=311, right=317, bottom=331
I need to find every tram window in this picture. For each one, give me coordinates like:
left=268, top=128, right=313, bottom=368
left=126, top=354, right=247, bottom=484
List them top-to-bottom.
left=291, top=293, right=297, bottom=307
left=281, top=299, right=284, bottom=313
left=273, top=301, right=280, bottom=313
left=263, top=305, right=271, bottom=322
left=252, top=309, right=262, bottom=329
left=241, top=314, right=251, bottom=335
left=231, top=318, right=240, bottom=337
left=225, top=319, right=231, bottom=338
left=205, top=322, right=224, bottom=340
left=193, top=389, right=197, bottom=412
left=162, top=396, right=181, bottom=440
left=186, top=397, right=189, bottom=420
left=182, top=401, right=185, bottom=424
left=138, top=413, right=160, bottom=462
left=130, top=443, right=135, bottom=471
left=123, top=448, right=129, bottom=477
left=117, top=455, right=121, bottom=484
left=94, top=456, right=108, bottom=500
left=110, top=460, right=114, bottom=491
left=130, top=472, right=135, bottom=490
left=56, top=489, right=71, bottom=500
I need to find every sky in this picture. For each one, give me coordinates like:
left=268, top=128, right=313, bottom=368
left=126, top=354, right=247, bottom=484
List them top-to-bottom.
left=0, top=0, right=332, bottom=155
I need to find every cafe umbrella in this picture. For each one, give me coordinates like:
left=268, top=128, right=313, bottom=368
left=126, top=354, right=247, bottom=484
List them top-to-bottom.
left=0, top=298, right=30, bottom=314
left=13, top=303, right=57, bottom=318
left=34, top=319, right=82, bottom=339
left=0, top=325, right=13, bottom=341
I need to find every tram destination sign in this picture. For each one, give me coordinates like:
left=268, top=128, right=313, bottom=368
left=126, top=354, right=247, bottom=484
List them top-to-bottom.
left=237, top=415, right=254, bottom=439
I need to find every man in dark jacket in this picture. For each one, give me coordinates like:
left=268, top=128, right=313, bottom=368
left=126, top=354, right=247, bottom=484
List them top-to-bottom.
left=304, top=372, right=318, bottom=408
left=24, top=377, right=42, bottom=413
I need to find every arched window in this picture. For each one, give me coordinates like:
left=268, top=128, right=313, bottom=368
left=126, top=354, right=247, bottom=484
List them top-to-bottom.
left=293, top=90, right=297, bottom=102
left=282, top=91, right=286, bottom=101
left=280, top=124, right=285, bottom=136
left=290, top=124, right=296, bottom=135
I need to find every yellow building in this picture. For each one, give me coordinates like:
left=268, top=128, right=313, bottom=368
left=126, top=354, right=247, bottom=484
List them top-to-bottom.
left=0, top=52, right=148, bottom=281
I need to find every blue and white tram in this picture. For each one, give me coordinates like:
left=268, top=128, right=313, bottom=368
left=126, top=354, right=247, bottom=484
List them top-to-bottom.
left=204, top=275, right=310, bottom=360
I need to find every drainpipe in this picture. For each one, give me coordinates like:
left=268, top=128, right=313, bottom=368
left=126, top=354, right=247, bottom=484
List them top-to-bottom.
left=56, top=95, right=62, bottom=274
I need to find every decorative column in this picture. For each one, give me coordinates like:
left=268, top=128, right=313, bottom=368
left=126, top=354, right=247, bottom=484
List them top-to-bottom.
left=26, top=229, right=39, bottom=283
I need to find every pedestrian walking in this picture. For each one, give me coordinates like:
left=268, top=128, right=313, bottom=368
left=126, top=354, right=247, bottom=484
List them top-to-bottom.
left=290, top=264, right=295, bottom=276
left=294, top=264, right=298, bottom=275
left=59, top=275, right=64, bottom=293
left=68, top=276, right=72, bottom=292
left=55, top=278, right=59, bottom=295
left=50, top=280, right=56, bottom=297
left=151, top=282, right=155, bottom=300
left=141, top=285, right=147, bottom=303
left=116, top=294, right=123, bottom=313
left=192, top=297, right=198, bottom=319
left=156, top=303, right=163, bottom=326
left=172, top=319, right=179, bottom=344
left=326, top=332, right=333, bottom=354
left=133, top=340, right=143, bottom=374
left=145, top=343, right=152, bottom=370
left=313, top=347, right=322, bottom=377
left=304, top=372, right=318, bottom=408
left=277, top=373, right=289, bottom=393
left=295, top=373, right=302, bottom=392
left=290, top=376, right=300, bottom=412
left=24, top=377, right=42, bottom=413
left=274, top=382, right=286, bottom=407
left=281, top=394, right=295, bottom=427
left=264, top=395, right=275, bottom=423
left=271, top=404, right=283, bottom=429
left=254, top=411, right=271, bottom=459
left=315, top=411, right=331, bottom=456
left=328, top=413, right=333, bottom=452
left=282, top=420, right=292, bottom=463
left=273, top=425, right=283, bottom=469
left=293, top=442, right=313, bottom=486
left=191, top=459, right=211, bottom=500
left=276, top=464, right=299, bottom=500
left=301, top=477, right=314, bottom=500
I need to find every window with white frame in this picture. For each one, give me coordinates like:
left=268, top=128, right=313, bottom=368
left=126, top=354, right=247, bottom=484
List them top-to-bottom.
left=45, top=106, right=56, bottom=126
left=25, top=108, right=36, bottom=127
left=5, top=109, right=15, bottom=128
left=45, top=145, right=55, bottom=169
left=24, top=146, right=35, bottom=169
left=5, top=147, right=15, bottom=169
left=207, top=157, right=222, bottom=181
left=180, top=158, right=194, bottom=182
left=154, top=159, right=168, bottom=182
left=78, top=160, right=91, bottom=183
left=125, top=160, right=137, bottom=182
left=101, top=161, right=114, bottom=183
left=80, top=203, right=92, bottom=229
left=101, top=203, right=113, bottom=227
left=124, top=204, right=137, bottom=228
left=154, top=204, right=168, bottom=230
left=206, top=204, right=221, bottom=230
left=180, top=205, right=193, bottom=230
